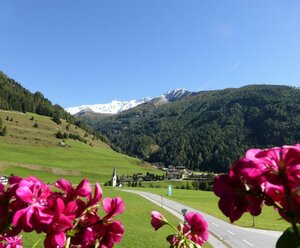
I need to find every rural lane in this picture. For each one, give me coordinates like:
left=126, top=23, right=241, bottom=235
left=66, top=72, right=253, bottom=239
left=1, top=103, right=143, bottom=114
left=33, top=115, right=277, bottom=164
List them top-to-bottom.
left=122, top=189, right=282, bottom=248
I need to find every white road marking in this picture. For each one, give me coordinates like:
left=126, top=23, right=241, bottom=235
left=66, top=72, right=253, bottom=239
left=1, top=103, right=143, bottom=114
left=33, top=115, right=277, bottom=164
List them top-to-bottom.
left=212, top=222, right=220, bottom=227
left=226, top=230, right=236, bottom=236
left=216, top=234, right=224, bottom=241
left=243, top=239, right=254, bottom=247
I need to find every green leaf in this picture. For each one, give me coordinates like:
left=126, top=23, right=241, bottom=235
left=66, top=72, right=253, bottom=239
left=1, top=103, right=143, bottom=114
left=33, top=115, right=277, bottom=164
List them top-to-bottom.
left=276, top=226, right=300, bottom=248
left=31, top=238, right=41, bottom=248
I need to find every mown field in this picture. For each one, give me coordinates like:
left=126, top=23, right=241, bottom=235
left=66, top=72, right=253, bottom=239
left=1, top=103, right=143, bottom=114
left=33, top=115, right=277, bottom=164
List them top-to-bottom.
left=0, top=110, right=162, bottom=184
left=0, top=110, right=213, bottom=247
left=142, top=180, right=195, bottom=189
left=129, top=187, right=289, bottom=231
left=21, top=188, right=212, bottom=248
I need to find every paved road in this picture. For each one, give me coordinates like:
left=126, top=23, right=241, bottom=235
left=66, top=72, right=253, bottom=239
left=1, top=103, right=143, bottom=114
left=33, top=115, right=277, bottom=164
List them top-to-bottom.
left=122, top=190, right=282, bottom=248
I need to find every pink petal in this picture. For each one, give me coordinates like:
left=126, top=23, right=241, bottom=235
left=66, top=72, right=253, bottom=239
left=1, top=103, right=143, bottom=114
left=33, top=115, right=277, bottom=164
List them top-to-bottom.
left=245, top=149, right=262, bottom=160
left=213, top=175, right=232, bottom=197
left=8, top=176, right=22, bottom=185
left=76, top=178, right=92, bottom=197
left=54, top=179, right=73, bottom=193
left=0, top=183, right=4, bottom=193
left=90, top=183, right=102, bottom=206
left=16, top=187, right=33, bottom=203
left=102, top=197, right=125, bottom=217
left=55, top=198, right=65, bottom=214
left=65, top=201, right=78, bottom=215
left=13, top=207, right=30, bottom=227
left=25, top=207, right=34, bottom=228
left=151, top=211, right=166, bottom=230
left=56, top=214, right=74, bottom=230
left=109, top=220, right=124, bottom=243
left=54, top=231, right=66, bottom=246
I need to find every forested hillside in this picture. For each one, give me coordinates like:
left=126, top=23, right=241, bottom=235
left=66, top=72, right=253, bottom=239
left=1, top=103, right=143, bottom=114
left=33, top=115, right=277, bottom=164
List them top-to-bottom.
left=0, top=71, right=102, bottom=138
left=79, top=85, right=300, bottom=172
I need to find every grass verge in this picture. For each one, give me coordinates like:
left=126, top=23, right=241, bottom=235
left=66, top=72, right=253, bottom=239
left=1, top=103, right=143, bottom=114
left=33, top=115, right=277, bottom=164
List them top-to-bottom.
left=128, top=187, right=289, bottom=231
left=21, top=188, right=212, bottom=248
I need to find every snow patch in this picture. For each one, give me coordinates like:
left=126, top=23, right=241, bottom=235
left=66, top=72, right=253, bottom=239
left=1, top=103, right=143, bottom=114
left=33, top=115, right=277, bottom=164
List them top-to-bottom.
left=66, top=88, right=190, bottom=115
left=66, top=97, right=152, bottom=115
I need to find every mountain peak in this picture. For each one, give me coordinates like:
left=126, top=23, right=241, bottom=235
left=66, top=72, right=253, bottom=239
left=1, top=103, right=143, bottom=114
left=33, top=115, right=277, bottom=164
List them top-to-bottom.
left=66, top=88, right=191, bottom=115
left=162, top=88, right=190, bottom=101
left=66, top=97, right=152, bottom=115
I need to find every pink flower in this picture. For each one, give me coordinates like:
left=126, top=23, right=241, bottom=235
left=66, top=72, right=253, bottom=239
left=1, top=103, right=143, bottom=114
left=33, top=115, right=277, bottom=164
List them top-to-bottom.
left=214, top=144, right=300, bottom=224
left=247, top=145, right=300, bottom=205
left=250, top=145, right=300, bottom=184
left=230, top=158, right=266, bottom=188
left=213, top=174, right=263, bottom=222
left=0, top=176, right=126, bottom=248
left=12, top=177, right=53, bottom=231
left=54, top=178, right=93, bottom=201
left=54, top=179, right=76, bottom=200
left=0, top=183, right=9, bottom=231
left=278, top=188, right=300, bottom=223
left=44, top=197, right=78, bottom=247
left=102, top=197, right=125, bottom=219
left=52, top=198, right=77, bottom=231
left=151, top=211, right=167, bottom=230
left=183, top=212, right=209, bottom=246
left=69, top=213, right=102, bottom=247
left=97, top=220, right=125, bottom=248
left=71, top=226, right=97, bottom=247
left=44, top=232, right=66, bottom=248
left=166, top=234, right=180, bottom=246
left=0, top=235, right=22, bottom=248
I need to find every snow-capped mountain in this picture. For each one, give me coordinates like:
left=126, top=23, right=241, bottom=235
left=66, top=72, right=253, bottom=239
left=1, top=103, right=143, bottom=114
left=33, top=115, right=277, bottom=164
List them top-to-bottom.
left=66, top=88, right=190, bottom=115
left=161, top=88, right=191, bottom=102
left=66, top=98, right=152, bottom=115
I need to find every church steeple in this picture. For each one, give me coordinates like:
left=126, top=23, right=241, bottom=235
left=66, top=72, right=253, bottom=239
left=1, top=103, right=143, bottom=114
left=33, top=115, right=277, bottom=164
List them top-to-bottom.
left=111, top=166, right=117, bottom=187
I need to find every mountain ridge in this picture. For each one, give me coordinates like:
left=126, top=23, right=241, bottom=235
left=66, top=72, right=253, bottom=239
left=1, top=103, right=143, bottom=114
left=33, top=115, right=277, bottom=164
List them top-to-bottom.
left=77, top=84, right=300, bottom=172
left=66, top=88, right=191, bottom=115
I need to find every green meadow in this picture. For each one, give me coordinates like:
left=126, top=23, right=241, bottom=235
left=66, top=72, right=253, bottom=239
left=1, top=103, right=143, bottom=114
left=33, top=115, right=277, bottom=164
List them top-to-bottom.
left=0, top=109, right=284, bottom=247
left=0, top=110, right=161, bottom=184
left=0, top=110, right=212, bottom=246
left=0, top=141, right=159, bottom=183
left=142, top=180, right=195, bottom=189
left=130, top=187, right=289, bottom=231
left=21, top=188, right=212, bottom=248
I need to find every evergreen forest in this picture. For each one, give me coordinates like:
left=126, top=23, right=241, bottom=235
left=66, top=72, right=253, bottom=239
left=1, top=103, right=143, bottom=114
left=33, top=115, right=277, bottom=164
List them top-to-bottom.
left=80, top=85, right=300, bottom=172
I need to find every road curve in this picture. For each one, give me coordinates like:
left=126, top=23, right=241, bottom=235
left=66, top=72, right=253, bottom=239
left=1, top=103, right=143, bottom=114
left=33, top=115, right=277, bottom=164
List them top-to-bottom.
left=122, top=189, right=282, bottom=248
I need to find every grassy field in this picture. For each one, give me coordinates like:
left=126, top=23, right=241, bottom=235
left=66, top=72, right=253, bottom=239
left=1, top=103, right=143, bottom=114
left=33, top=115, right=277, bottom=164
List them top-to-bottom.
left=0, top=110, right=162, bottom=183
left=2, top=110, right=211, bottom=246
left=142, top=180, right=195, bottom=189
left=129, top=187, right=289, bottom=231
left=21, top=188, right=212, bottom=248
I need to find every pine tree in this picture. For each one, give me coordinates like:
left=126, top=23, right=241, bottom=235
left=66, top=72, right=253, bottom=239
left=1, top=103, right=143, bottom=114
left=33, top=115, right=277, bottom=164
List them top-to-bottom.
left=52, top=114, right=61, bottom=125
left=0, top=126, right=7, bottom=136
left=55, top=131, right=63, bottom=139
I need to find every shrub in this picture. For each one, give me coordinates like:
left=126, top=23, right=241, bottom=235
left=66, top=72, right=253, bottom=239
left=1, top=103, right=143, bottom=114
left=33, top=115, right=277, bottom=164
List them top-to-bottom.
left=0, top=126, right=7, bottom=136
left=55, top=131, right=63, bottom=139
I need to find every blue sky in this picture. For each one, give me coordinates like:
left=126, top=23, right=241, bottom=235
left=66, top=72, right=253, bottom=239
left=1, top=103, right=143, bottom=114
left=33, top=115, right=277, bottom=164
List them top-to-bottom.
left=1, top=1, right=300, bottom=107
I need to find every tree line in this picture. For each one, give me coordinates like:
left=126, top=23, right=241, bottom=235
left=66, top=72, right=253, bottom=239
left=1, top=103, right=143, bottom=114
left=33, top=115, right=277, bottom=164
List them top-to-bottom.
left=0, top=71, right=107, bottom=142
left=80, top=85, right=300, bottom=172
